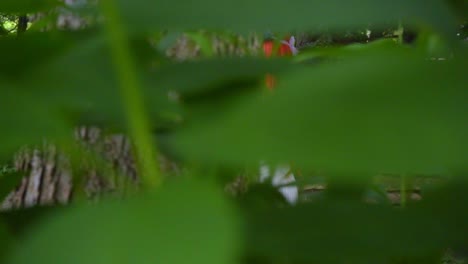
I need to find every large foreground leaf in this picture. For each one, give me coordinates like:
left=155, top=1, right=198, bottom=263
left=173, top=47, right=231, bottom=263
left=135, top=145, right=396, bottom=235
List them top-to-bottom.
left=117, top=0, right=458, bottom=37
left=173, top=48, right=468, bottom=177
left=7, top=179, right=239, bottom=264
left=243, top=181, right=468, bottom=263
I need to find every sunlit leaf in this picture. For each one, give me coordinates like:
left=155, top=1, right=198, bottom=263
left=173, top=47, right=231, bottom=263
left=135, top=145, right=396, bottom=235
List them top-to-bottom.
left=173, top=48, right=468, bottom=177
left=7, top=179, right=239, bottom=264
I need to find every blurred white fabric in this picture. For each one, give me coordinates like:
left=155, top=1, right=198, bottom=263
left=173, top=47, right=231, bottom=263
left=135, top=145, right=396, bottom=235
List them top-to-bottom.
left=259, top=163, right=298, bottom=204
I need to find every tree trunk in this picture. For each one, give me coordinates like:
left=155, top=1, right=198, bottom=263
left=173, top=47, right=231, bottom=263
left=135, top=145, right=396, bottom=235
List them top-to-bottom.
left=1, top=126, right=179, bottom=210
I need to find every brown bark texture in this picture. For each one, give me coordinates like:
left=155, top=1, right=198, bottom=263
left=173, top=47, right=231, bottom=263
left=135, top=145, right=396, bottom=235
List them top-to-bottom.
left=1, top=126, right=178, bottom=211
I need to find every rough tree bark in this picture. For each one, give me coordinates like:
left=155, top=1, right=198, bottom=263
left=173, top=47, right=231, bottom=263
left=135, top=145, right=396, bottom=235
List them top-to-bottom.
left=1, top=127, right=179, bottom=210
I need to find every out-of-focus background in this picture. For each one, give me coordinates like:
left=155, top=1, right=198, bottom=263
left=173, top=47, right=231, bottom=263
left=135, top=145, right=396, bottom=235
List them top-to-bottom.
left=0, top=0, right=467, bottom=263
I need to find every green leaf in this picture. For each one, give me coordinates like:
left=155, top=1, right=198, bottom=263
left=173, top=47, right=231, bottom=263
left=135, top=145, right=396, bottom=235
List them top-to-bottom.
left=0, top=0, right=59, bottom=13
left=116, top=0, right=458, bottom=37
left=0, top=31, right=98, bottom=80
left=0, top=32, right=102, bottom=158
left=11, top=34, right=178, bottom=130
left=21, top=35, right=292, bottom=129
left=294, top=38, right=401, bottom=63
left=173, top=48, right=468, bottom=177
left=145, top=57, right=297, bottom=129
left=148, top=57, right=294, bottom=97
left=0, top=87, right=72, bottom=159
left=0, top=169, right=22, bottom=203
left=7, top=179, right=239, bottom=264
left=243, top=195, right=462, bottom=263
left=0, top=206, right=63, bottom=237
left=0, top=220, right=14, bottom=263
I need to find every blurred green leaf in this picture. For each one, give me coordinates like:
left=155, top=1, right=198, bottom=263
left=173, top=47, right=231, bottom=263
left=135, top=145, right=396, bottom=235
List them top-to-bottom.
left=0, top=0, right=59, bottom=13
left=116, top=0, right=458, bottom=37
left=0, top=31, right=101, bottom=80
left=0, top=32, right=99, bottom=158
left=3, top=32, right=293, bottom=137
left=10, top=35, right=178, bottom=130
left=25, top=36, right=293, bottom=128
left=294, top=38, right=401, bottom=63
left=173, top=48, right=467, bottom=177
left=149, top=57, right=293, bottom=98
left=150, top=57, right=291, bottom=129
left=0, top=87, right=72, bottom=160
left=0, top=169, right=22, bottom=203
left=7, top=179, right=240, bottom=264
left=421, top=179, right=468, bottom=246
left=239, top=183, right=289, bottom=209
left=242, top=191, right=467, bottom=263
left=0, top=206, right=63, bottom=238
left=0, top=220, right=14, bottom=263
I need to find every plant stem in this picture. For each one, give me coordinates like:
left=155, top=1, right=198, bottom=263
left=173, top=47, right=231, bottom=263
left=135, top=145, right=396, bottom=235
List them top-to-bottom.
left=99, top=0, right=162, bottom=188
left=397, top=21, right=404, bottom=44
left=400, top=174, right=407, bottom=208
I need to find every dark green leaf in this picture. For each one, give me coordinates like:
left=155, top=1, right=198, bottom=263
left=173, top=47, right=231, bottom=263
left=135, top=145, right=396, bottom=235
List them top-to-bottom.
left=0, top=0, right=59, bottom=13
left=0, top=31, right=99, bottom=80
left=0, top=170, right=22, bottom=203
left=242, top=189, right=468, bottom=263
left=0, top=206, right=63, bottom=238
left=0, top=220, right=14, bottom=263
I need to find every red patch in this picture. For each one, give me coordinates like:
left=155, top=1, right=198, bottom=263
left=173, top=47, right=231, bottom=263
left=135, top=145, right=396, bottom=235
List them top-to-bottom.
left=278, top=37, right=293, bottom=56
left=263, top=40, right=274, bottom=58
left=265, top=73, right=276, bottom=90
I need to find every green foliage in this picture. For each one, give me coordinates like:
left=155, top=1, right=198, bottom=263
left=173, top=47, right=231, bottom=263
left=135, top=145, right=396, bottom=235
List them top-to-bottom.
left=0, top=0, right=467, bottom=263
left=0, top=0, right=59, bottom=13
left=115, top=0, right=458, bottom=37
left=173, top=47, right=467, bottom=177
left=0, top=165, right=21, bottom=202
left=6, top=179, right=239, bottom=264
left=0, top=222, right=13, bottom=263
